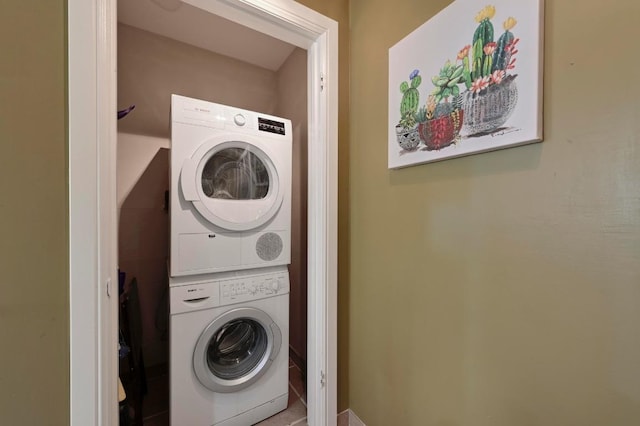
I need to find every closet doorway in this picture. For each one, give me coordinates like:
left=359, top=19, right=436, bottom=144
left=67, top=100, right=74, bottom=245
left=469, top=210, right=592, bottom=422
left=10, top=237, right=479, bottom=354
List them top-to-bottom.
left=68, top=1, right=338, bottom=425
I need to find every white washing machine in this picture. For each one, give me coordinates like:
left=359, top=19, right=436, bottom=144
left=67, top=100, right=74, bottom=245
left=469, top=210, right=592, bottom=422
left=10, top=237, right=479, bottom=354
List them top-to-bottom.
left=170, top=94, right=292, bottom=278
left=170, top=267, right=289, bottom=426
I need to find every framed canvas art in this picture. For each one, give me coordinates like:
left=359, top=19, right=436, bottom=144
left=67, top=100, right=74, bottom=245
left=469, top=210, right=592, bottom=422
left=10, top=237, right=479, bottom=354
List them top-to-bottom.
left=388, top=0, right=544, bottom=169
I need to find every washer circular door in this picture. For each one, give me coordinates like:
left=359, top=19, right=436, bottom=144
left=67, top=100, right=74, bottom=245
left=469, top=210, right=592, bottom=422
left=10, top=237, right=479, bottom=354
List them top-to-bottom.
left=181, top=136, right=283, bottom=231
left=193, top=307, right=282, bottom=393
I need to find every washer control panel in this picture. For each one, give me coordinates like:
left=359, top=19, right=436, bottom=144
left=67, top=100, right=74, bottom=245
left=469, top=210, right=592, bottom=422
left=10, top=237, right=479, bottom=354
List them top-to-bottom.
left=220, top=271, right=289, bottom=304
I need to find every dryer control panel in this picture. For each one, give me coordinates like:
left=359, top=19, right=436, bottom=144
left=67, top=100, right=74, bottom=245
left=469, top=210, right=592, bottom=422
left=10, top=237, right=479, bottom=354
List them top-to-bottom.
left=220, top=271, right=289, bottom=304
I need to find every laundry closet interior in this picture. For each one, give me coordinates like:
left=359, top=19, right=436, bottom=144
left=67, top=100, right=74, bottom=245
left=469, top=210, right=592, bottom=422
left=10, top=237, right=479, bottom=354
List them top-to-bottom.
left=116, top=1, right=309, bottom=424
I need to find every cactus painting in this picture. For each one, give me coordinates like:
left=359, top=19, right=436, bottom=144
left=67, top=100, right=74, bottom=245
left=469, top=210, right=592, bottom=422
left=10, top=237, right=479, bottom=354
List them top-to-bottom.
left=388, top=0, right=543, bottom=169
left=398, top=70, right=422, bottom=130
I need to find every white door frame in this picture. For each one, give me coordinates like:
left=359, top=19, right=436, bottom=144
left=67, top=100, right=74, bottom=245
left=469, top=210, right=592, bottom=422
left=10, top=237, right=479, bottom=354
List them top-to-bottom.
left=68, top=0, right=338, bottom=425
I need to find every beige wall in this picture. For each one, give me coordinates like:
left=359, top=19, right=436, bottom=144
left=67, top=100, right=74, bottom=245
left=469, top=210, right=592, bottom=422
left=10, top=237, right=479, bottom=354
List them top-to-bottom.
left=349, top=0, right=640, bottom=425
left=0, top=1, right=69, bottom=424
left=118, top=23, right=279, bottom=138
left=275, top=48, right=309, bottom=365
left=118, top=148, right=170, bottom=367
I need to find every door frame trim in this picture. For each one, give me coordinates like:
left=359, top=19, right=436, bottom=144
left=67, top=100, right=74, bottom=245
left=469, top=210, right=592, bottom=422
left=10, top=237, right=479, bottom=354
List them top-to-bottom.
left=68, top=0, right=338, bottom=425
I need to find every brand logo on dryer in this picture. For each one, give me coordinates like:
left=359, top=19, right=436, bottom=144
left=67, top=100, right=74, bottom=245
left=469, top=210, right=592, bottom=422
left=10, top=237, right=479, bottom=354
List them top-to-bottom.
left=258, top=117, right=286, bottom=135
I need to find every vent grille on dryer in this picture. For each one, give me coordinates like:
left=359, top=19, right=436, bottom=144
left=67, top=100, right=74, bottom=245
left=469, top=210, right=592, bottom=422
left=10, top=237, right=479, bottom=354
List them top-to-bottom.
left=255, top=233, right=283, bottom=261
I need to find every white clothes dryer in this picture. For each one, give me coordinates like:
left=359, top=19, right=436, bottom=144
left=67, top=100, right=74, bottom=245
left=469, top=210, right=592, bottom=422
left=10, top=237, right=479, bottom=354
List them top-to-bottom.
left=170, top=95, right=292, bottom=278
left=170, top=267, right=289, bottom=426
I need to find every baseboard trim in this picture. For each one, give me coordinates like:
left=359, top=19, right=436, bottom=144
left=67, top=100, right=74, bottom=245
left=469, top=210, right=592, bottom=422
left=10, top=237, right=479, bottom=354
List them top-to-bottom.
left=337, top=409, right=366, bottom=426
left=349, top=409, right=366, bottom=426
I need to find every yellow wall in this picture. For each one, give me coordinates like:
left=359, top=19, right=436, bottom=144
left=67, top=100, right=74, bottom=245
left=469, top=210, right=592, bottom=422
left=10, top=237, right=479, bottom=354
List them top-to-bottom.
left=349, top=0, right=640, bottom=425
left=0, top=1, right=69, bottom=424
left=8, top=1, right=639, bottom=424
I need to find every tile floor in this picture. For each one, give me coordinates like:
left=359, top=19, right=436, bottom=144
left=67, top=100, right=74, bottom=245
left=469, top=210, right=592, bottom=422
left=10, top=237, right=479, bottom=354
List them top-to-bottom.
left=137, top=358, right=306, bottom=426
left=254, top=359, right=307, bottom=426
left=141, top=371, right=169, bottom=426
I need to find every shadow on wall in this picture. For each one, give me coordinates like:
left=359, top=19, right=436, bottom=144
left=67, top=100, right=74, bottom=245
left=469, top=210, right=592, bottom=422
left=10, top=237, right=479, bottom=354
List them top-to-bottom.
left=117, top=133, right=171, bottom=209
left=119, top=147, right=170, bottom=368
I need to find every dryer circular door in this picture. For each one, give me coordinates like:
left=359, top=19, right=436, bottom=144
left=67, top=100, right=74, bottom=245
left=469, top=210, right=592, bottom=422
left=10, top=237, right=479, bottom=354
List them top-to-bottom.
left=181, top=136, right=284, bottom=231
left=193, top=307, right=282, bottom=393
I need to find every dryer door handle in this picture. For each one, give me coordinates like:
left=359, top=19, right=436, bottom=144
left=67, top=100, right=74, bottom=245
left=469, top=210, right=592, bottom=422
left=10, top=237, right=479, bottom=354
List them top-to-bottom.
left=181, top=158, right=199, bottom=201
left=183, top=296, right=210, bottom=303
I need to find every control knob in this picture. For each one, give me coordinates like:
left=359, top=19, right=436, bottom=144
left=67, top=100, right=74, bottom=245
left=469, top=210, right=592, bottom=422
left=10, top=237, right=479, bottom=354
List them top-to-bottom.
left=233, top=113, right=246, bottom=126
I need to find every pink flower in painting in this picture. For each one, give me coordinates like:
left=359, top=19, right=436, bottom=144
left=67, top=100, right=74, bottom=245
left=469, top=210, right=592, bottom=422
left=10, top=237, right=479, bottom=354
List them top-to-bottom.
left=504, top=38, right=520, bottom=71
left=505, top=38, right=520, bottom=55
left=483, top=42, right=497, bottom=56
left=457, top=45, right=471, bottom=60
left=491, top=69, right=505, bottom=84
left=471, top=76, right=490, bottom=94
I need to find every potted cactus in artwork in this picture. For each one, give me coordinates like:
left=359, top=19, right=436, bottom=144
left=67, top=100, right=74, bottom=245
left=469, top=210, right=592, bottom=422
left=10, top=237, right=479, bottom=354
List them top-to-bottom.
left=459, top=5, right=520, bottom=135
left=417, top=60, right=464, bottom=150
left=395, top=70, right=422, bottom=151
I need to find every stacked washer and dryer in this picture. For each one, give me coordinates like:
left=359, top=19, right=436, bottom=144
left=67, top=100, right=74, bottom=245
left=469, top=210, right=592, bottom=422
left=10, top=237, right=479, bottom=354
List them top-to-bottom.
left=169, top=94, right=293, bottom=426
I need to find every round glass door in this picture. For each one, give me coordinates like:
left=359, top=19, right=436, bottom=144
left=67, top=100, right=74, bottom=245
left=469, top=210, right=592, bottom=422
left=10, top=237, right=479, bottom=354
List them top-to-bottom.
left=181, top=139, right=284, bottom=231
left=201, top=148, right=269, bottom=201
left=193, top=307, right=282, bottom=393
left=207, top=318, right=268, bottom=380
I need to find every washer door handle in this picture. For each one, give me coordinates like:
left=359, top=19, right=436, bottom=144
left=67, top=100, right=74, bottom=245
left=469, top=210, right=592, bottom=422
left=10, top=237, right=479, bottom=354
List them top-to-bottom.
left=181, top=158, right=199, bottom=201
left=269, top=322, right=282, bottom=361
